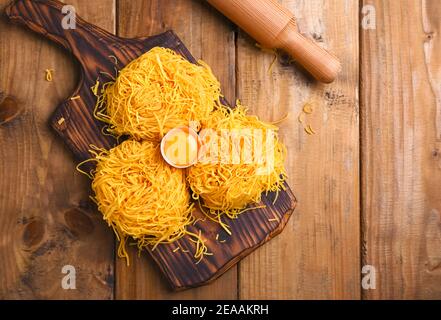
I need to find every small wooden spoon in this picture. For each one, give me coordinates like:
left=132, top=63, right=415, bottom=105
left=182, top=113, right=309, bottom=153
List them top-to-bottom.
left=0, top=93, right=22, bottom=125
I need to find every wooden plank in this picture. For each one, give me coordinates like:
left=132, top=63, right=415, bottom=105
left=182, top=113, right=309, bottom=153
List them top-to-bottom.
left=0, top=0, right=115, bottom=299
left=115, top=0, right=238, bottom=299
left=237, top=0, right=360, bottom=299
left=361, top=0, right=441, bottom=299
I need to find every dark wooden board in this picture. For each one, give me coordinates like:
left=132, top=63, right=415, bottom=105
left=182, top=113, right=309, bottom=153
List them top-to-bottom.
left=5, top=0, right=296, bottom=290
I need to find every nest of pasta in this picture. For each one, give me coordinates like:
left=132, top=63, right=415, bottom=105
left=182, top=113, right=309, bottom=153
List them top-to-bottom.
left=94, top=47, right=222, bottom=141
left=187, top=105, right=287, bottom=227
left=90, top=140, right=207, bottom=264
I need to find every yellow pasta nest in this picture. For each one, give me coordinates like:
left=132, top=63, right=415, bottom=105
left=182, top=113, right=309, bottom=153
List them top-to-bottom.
left=83, top=46, right=288, bottom=263
left=95, top=47, right=222, bottom=141
left=187, top=106, right=287, bottom=224
left=90, top=139, right=207, bottom=264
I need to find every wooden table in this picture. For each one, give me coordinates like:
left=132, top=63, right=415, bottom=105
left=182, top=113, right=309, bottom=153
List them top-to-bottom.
left=0, top=0, right=440, bottom=300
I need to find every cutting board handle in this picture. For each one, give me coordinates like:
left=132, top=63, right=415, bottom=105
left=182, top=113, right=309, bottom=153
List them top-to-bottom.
left=5, top=0, right=117, bottom=55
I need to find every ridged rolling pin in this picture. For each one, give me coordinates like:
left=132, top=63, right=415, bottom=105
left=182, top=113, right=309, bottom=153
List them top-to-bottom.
left=207, top=0, right=341, bottom=83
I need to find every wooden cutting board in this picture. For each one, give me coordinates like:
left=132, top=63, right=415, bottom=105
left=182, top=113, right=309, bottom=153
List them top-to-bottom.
left=5, top=0, right=297, bottom=290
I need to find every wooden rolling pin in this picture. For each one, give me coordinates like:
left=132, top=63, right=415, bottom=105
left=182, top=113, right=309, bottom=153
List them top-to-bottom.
left=207, top=0, right=341, bottom=83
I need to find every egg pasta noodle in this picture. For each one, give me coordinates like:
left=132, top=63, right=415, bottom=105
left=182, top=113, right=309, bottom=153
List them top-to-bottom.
left=77, top=140, right=209, bottom=265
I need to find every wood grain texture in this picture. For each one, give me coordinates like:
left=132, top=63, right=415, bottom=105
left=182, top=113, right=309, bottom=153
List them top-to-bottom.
left=0, top=0, right=115, bottom=299
left=3, top=0, right=440, bottom=300
left=4, top=0, right=296, bottom=292
left=114, top=0, right=240, bottom=299
left=236, top=0, right=360, bottom=299
left=361, top=0, right=441, bottom=299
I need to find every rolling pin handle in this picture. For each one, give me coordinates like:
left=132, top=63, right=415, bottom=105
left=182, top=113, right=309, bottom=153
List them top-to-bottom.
left=206, top=0, right=341, bottom=83
left=278, top=25, right=341, bottom=83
